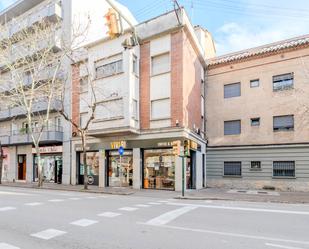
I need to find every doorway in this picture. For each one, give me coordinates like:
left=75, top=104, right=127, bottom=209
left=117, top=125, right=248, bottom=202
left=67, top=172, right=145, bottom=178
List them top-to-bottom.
left=186, top=151, right=196, bottom=189
left=17, top=155, right=26, bottom=180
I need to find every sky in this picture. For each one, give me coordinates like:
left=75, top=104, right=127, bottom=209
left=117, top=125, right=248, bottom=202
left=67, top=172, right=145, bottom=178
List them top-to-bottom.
left=1, top=0, right=309, bottom=55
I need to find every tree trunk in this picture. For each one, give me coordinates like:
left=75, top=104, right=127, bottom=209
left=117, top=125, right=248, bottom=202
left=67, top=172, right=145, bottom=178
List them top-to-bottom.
left=81, top=132, right=88, bottom=190
left=0, top=143, right=3, bottom=185
left=36, top=146, right=43, bottom=188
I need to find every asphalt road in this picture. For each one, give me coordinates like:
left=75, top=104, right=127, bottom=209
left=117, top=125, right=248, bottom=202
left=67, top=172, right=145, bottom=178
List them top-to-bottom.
left=1, top=186, right=309, bottom=249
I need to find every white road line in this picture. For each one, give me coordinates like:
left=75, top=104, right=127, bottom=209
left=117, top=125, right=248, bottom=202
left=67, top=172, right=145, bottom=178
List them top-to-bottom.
left=0, top=191, right=34, bottom=196
left=85, top=196, right=97, bottom=199
left=68, top=197, right=81, bottom=200
left=48, top=199, right=64, bottom=203
left=157, top=200, right=169, bottom=203
left=24, top=202, right=43, bottom=206
left=148, top=202, right=162, bottom=205
left=167, top=202, right=309, bottom=215
left=135, top=204, right=151, bottom=208
left=146, top=206, right=197, bottom=226
left=0, top=207, right=16, bottom=212
left=119, top=207, right=139, bottom=212
left=98, top=212, right=122, bottom=218
left=70, top=219, right=99, bottom=227
left=140, top=223, right=309, bottom=246
left=31, top=229, right=67, bottom=240
left=0, top=243, right=20, bottom=249
left=265, top=243, right=304, bottom=249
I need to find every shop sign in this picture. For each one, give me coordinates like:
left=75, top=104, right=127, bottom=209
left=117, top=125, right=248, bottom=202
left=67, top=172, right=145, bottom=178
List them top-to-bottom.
left=189, top=140, right=198, bottom=151
left=111, top=141, right=126, bottom=149
left=157, top=141, right=175, bottom=147
left=32, top=146, right=63, bottom=154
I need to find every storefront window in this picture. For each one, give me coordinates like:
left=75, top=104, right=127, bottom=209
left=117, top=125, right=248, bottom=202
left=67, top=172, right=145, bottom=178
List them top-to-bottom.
left=144, top=149, right=175, bottom=190
left=79, top=151, right=99, bottom=185
left=108, top=151, right=133, bottom=187
left=34, top=155, right=62, bottom=183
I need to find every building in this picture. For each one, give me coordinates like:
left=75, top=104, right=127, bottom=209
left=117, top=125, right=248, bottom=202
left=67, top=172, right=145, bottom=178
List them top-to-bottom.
left=0, top=0, right=135, bottom=185
left=70, top=8, right=214, bottom=191
left=206, top=35, right=309, bottom=191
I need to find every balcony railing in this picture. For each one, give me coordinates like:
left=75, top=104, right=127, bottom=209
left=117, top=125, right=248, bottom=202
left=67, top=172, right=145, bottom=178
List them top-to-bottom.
left=0, top=2, right=62, bottom=42
left=0, top=99, right=62, bottom=121
left=1, top=125, right=63, bottom=145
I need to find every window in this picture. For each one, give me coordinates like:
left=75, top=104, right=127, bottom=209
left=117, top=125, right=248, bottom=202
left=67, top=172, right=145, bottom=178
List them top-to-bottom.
left=151, top=53, right=170, bottom=76
left=95, top=54, right=123, bottom=79
left=132, top=55, right=138, bottom=75
left=273, top=73, right=294, bottom=91
left=79, top=77, right=88, bottom=93
left=250, top=79, right=259, bottom=88
left=224, top=82, right=241, bottom=98
left=95, top=98, right=124, bottom=120
left=151, top=98, right=170, bottom=120
left=132, top=99, right=138, bottom=120
left=80, top=113, right=88, bottom=127
left=273, top=115, right=294, bottom=131
left=251, top=117, right=260, bottom=126
left=224, top=120, right=241, bottom=135
left=251, top=161, right=261, bottom=170
left=273, top=161, right=295, bottom=177
left=224, top=162, right=241, bottom=176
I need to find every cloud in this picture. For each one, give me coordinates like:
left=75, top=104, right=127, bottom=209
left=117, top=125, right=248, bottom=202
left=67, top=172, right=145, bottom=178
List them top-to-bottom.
left=213, top=0, right=309, bottom=55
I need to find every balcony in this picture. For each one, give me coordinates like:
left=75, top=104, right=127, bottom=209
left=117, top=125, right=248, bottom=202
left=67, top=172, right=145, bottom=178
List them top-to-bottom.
left=0, top=2, right=62, bottom=42
left=0, top=99, right=62, bottom=121
left=10, top=125, right=63, bottom=145
left=0, top=135, right=10, bottom=145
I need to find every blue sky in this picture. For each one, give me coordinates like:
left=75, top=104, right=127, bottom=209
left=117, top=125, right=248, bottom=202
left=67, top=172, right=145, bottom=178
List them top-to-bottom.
left=1, top=0, right=309, bottom=55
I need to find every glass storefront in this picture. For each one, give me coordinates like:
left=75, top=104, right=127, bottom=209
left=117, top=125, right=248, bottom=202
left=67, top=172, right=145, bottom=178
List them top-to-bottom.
left=143, top=148, right=175, bottom=190
left=107, top=150, right=133, bottom=187
left=79, top=151, right=99, bottom=186
left=34, top=155, right=62, bottom=183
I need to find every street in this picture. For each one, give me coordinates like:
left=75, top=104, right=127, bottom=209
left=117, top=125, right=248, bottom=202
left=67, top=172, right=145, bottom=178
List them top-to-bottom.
left=1, top=187, right=309, bottom=249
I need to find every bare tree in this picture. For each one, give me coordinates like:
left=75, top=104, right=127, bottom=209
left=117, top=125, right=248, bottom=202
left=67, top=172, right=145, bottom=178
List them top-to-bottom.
left=0, top=20, right=64, bottom=187
left=58, top=57, right=97, bottom=190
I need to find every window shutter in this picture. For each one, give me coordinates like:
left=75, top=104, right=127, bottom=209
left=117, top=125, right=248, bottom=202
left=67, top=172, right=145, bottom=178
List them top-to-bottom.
left=224, top=83, right=241, bottom=98
left=273, top=115, right=294, bottom=129
left=224, top=120, right=241, bottom=135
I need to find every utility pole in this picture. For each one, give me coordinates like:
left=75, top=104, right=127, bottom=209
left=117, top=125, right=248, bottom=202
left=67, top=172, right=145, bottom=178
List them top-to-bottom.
left=0, top=142, right=3, bottom=184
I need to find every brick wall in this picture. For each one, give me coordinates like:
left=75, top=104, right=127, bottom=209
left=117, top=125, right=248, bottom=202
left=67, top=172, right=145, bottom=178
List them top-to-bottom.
left=171, top=31, right=184, bottom=127
left=140, top=42, right=150, bottom=130
left=71, top=64, right=80, bottom=133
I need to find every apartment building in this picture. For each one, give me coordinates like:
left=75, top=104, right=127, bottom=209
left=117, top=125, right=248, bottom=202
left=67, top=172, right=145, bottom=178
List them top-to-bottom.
left=0, top=0, right=134, bottom=185
left=70, top=9, right=213, bottom=191
left=206, top=35, right=309, bottom=191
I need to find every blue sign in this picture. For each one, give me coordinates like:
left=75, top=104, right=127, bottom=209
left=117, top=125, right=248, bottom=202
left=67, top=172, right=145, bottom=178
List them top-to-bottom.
left=118, top=146, right=124, bottom=156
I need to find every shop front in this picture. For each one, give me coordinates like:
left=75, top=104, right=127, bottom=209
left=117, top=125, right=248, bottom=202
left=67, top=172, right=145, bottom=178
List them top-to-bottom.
left=33, top=146, right=63, bottom=183
left=143, top=148, right=175, bottom=190
left=106, top=150, right=133, bottom=187
left=78, top=151, right=100, bottom=186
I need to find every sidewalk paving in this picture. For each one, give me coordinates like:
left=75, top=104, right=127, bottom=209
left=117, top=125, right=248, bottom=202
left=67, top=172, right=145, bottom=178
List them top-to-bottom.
left=1, top=182, right=309, bottom=204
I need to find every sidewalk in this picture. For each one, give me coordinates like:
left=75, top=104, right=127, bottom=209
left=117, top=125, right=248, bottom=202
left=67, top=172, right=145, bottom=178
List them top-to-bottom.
left=1, top=182, right=309, bottom=204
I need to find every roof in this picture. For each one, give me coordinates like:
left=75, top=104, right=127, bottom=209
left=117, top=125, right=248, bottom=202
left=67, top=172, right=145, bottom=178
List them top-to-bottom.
left=208, top=34, right=309, bottom=67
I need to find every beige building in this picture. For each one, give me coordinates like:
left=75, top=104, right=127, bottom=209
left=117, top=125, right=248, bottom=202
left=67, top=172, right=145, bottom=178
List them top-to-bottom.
left=206, top=35, right=309, bottom=191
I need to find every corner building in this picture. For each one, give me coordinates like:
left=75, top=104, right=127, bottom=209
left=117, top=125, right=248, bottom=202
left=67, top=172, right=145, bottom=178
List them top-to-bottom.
left=70, top=9, right=214, bottom=191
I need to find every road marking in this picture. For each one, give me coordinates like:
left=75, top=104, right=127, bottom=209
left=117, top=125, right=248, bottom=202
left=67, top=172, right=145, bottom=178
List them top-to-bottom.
left=0, top=191, right=34, bottom=196
left=85, top=196, right=97, bottom=199
left=68, top=197, right=81, bottom=200
left=48, top=199, right=64, bottom=203
left=157, top=200, right=169, bottom=203
left=204, top=200, right=213, bottom=203
left=24, top=202, right=43, bottom=206
left=148, top=202, right=162, bottom=205
left=167, top=202, right=309, bottom=215
left=135, top=204, right=151, bottom=208
left=145, top=206, right=197, bottom=226
left=0, top=207, right=16, bottom=212
left=119, top=207, right=139, bottom=212
left=98, top=212, right=122, bottom=218
left=70, top=219, right=99, bottom=227
left=140, top=223, right=309, bottom=246
left=31, top=229, right=67, bottom=240
left=0, top=243, right=20, bottom=249
left=265, top=243, right=304, bottom=249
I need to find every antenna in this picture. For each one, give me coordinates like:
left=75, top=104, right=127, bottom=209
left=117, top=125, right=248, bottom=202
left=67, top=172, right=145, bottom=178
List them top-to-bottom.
left=172, top=0, right=181, bottom=25
left=191, top=1, right=194, bottom=23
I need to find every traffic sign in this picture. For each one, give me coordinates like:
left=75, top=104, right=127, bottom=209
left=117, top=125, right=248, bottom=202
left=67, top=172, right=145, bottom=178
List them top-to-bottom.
left=118, top=146, right=124, bottom=156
